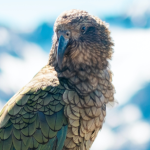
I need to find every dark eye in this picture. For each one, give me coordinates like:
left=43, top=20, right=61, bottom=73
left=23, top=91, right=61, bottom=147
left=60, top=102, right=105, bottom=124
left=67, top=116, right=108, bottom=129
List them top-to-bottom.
left=81, top=26, right=86, bottom=34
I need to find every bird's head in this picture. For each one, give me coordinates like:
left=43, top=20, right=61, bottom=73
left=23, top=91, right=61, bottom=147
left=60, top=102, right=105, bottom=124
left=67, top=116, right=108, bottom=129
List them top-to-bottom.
left=49, top=9, right=114, bottom=75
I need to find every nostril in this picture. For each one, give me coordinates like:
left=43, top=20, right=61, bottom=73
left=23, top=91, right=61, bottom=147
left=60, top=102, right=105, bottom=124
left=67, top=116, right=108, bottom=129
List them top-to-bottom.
left=66, top=32, right=70, bottom=36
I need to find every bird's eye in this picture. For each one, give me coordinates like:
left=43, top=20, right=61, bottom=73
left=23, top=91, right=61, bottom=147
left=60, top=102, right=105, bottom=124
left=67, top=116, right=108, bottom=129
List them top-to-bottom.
left=81, top=26, right=86, bottom=34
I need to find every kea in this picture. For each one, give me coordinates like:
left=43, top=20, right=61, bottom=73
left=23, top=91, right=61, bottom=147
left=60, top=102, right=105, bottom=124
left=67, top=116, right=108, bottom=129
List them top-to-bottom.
left=0, top=9, right=115, bottom=150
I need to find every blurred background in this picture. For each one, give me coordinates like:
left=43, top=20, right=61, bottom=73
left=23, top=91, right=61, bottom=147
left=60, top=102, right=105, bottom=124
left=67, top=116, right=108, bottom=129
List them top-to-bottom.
left=0, top=0, right=150, bottom=149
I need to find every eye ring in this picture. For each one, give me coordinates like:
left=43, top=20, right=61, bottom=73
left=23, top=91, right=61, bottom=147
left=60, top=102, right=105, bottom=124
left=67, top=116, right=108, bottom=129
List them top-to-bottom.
left=81, top=26, right=86, bottom=34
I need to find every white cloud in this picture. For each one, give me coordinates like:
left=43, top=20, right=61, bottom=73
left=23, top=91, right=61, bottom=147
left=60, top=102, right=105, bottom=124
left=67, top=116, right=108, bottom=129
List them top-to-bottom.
left=0, top=0, right=132, bottom=31
left=126, top=0, right=150, bottom=17
left=0, top=28, right=10, bottom=46
left=111, top=28, right=150, bottom=105
left=0, top=43, right=48, bottom=94
left=105, top=105, right=142, bottom=129
left=121, top=105, right=142, bottom=124
left=91, top=120, right=150, bottom=149
left=128, top=121, right=150, bottom=144
left=91, top=126, right=115, bottom=150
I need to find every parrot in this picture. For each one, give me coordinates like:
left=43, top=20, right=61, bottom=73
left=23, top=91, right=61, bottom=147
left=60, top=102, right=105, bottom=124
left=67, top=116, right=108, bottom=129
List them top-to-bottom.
left=0, top=9, right=115, bottom=150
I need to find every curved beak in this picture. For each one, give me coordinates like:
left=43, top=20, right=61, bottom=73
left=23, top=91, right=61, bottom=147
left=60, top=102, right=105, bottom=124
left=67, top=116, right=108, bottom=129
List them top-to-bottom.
left=57, top=35, right=69, bottom=69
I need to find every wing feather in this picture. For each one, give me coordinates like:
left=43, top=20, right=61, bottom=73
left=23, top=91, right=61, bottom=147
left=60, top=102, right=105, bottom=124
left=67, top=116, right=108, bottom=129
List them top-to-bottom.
left=0, top=66, right=68, bottom=150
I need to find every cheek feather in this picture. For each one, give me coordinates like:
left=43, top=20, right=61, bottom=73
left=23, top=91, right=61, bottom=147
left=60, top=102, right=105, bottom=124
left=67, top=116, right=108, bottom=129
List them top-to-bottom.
left=71, top=31, right=80, bottom=40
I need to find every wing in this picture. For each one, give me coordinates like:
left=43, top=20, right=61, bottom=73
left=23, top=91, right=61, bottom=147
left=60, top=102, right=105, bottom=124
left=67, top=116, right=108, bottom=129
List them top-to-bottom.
left=0, top=66, right=68, bottom=150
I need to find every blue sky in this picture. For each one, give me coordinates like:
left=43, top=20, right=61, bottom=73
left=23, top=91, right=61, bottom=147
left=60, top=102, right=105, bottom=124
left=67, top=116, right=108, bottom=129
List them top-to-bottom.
left=0, top=0, right=132, bottom=30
